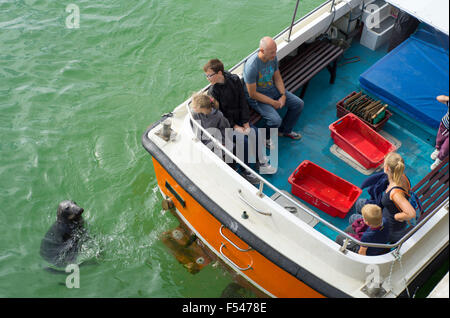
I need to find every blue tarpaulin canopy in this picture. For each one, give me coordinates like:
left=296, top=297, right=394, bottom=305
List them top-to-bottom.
left=359, top=26, right=449, bottom=129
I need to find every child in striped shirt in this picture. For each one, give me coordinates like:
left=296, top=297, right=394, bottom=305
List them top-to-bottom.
left=431, top=95, right=449, bottom=170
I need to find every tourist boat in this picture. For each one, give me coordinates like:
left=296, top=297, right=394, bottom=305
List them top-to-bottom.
left=142, top=0, right=449, bottom=297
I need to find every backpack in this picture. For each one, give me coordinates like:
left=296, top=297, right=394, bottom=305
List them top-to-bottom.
left=391, top=185, right=424, bottom=226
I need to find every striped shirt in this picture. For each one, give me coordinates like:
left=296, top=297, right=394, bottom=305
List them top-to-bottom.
left=442, top=101, right=449, bottom=130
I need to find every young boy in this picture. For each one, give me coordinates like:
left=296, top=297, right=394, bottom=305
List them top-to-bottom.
left=336, top=204, right=390, bottom=256
left=358, top=204, right=390, bottom=256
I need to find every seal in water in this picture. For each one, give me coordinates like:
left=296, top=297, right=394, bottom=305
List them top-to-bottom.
left=40, top=200, right=86, bottom=268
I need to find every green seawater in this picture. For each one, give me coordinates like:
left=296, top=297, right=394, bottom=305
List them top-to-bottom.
left=0, top=0, right=326, bottom=297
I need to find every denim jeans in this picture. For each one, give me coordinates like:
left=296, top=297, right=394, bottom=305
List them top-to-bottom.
left=245, top=87, right=303, bottom=139
left=232, top=124, right=266, bottom=170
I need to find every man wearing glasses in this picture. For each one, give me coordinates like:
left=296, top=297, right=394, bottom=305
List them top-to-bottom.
left=203, top=59, right=277, bottom=180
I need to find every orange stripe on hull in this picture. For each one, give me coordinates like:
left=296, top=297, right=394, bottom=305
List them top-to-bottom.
left=152, top=158, right=325, bottom=298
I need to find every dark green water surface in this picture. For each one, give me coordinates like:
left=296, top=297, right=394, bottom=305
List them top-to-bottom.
left=0, top=0, right=326, bottom=297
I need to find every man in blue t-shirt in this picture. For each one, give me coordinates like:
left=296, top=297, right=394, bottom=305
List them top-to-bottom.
left=243, top=36, right=304, bottom=149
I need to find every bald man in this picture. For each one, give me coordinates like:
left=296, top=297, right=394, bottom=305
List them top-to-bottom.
left=243, top=36, right=304, bottom=149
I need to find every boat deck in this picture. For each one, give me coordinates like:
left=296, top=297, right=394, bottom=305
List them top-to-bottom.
left=258, top=39, right=438, bottom=241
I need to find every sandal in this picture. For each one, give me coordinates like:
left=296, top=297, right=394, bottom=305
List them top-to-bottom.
left=282, top=131, right=302, bottom=140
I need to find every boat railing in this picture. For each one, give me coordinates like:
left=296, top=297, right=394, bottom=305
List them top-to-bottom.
left=228, top=0, right=334, bottom=74
left=185, top=102, right=448, bottom=254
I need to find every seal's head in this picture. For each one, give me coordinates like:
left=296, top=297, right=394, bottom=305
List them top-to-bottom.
left=57, top=200, right=84, bottom=224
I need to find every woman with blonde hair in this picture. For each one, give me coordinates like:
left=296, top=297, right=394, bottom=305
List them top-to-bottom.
left=381, top=152, right=416, bottom=242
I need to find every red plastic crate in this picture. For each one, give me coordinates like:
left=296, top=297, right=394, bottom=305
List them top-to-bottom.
left=336, top=91, right=392, bottom=132
left=329, top=113, right=396, bottom=169
left=288, top=160, right=362, bottom=218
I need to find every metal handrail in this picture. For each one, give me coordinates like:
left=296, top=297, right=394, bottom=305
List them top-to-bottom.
left=229, top=0, right=334, bottom=74
left=286, top=0, right=301, bottom=42
left=184, top=105, right=449, bottom=252
left=238, top=189, right=272, bottom=216
left=220, top=225, right=253, bottom=252
left=219, top=243, right=253, bottom=271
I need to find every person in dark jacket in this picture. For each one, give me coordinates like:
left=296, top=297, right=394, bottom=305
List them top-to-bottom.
left=203, top=59, right=276, bottom=176
left=204, top=59, right=251, bottom=134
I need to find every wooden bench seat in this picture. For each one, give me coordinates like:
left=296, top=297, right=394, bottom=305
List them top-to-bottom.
left=248, top=39, right=343, bottom=125
left=279, top=39, right=343, bottom=99
left=414, top=156, right=449, bottom=221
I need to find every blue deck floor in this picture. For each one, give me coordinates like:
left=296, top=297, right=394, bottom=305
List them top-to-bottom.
left=259, top=40, right=437, bottom=241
